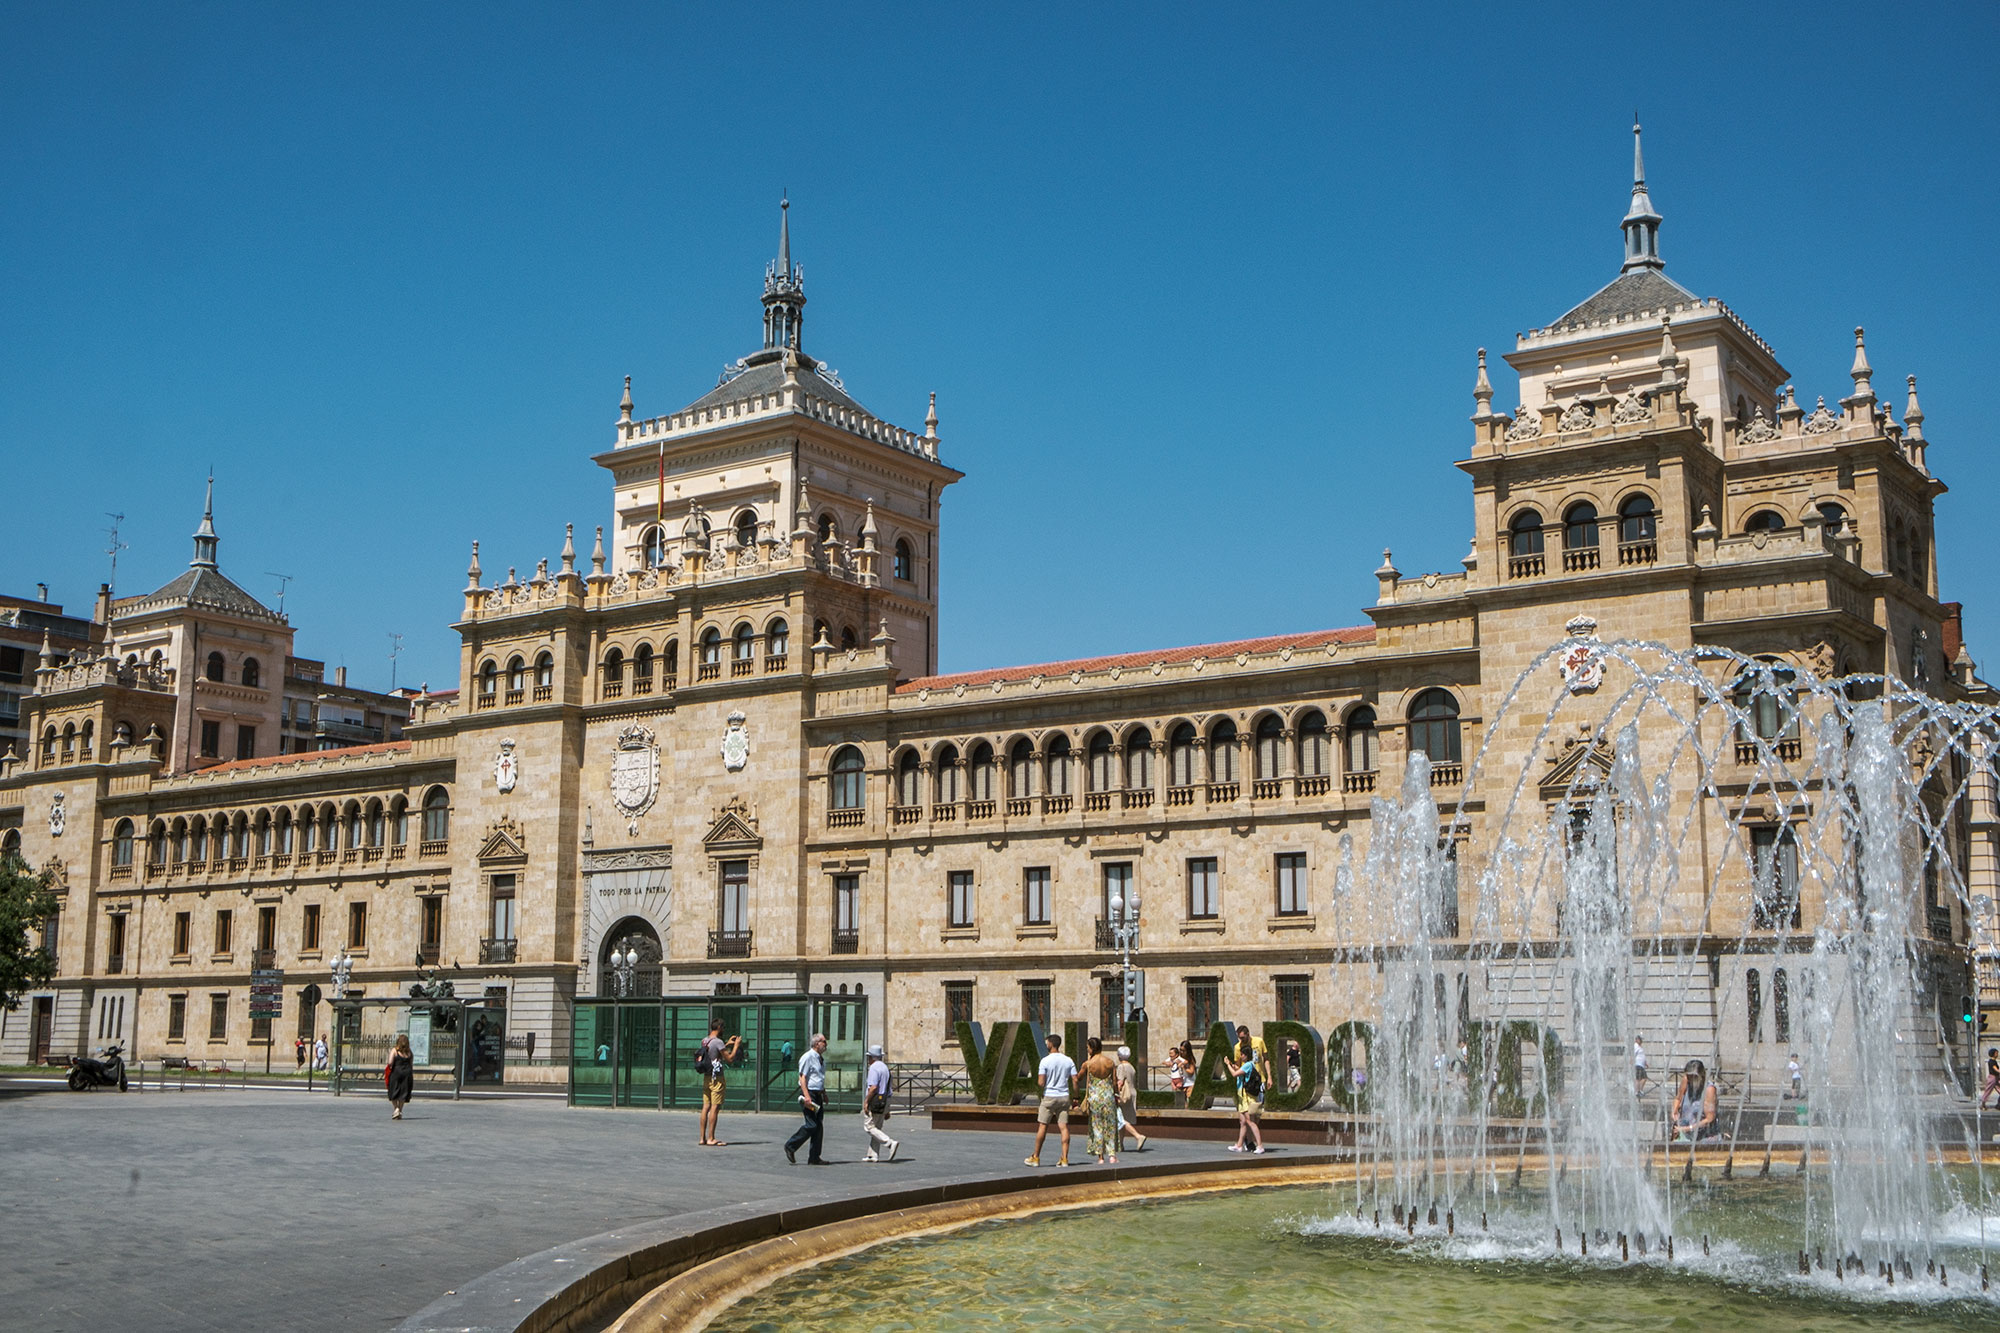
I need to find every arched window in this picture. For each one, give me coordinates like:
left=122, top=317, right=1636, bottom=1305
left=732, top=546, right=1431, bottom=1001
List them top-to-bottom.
left=1618, top=495, right=1657, bottom=544
left=1563, top=502, right=1599, bottom=551
left=1816, top=502, right=1848, bottom=536
left=733, top=509, right=758, bottom=550
left=1744, top=509, right=1786, bottom=534
left=1509, top=510, right=1544, bottom=557
left=818, top=512, right=843, bottom=546
left=641, top=525, right=666, bottom=570
left=893, top=539, right=913, bottom=581
left=767, top=619, right=789, bottom=660
left=733, top=624, right=756, bottom=662
left=840, top=626, right=858, bottom=652
left=699, top=628, right=722, bottom=666
left=663, top=640, right=679, bottom=681
left=628, top=643, right=653, bottom=695
left=601, top=647, right=624, bottom=697
left=206, top=651, right=225, bottom=682
left=534, top=652, right=554, bottom=690
left=506, top=656, right=526, bottom=697
left=241, top=657, right=260, bottom=688
left=478, top=659, right=498, bottom=700
left=1731, top=660, right=1799, bottom=743
left=1407, top=689, right=1462, bottom=765
left=1296, top=710, right=1329, bottom=777
left=1254, top=714, right=1285, bottom=780
left=1208, top=719, right=1238, bottom=783
left=79, top=720, right=93, bottom=762
left=61, top=722, right=75, bottom=762
left=1169, top=722, right=1198, bottom=787
left=41, top=726, right=56, bottom=766
left=1125, top=727, right=1153, bottom=789
left=1086, top=731, right=1115, bottom=792
left=1046, top=734, right=1073, bottom=797
left=1008, top=738, right=1035, bottom=797
left=968, top=743, right=996, bottom=801
left=934, top=744, right=962, bottom=804
left=829, top=746, right=865, bottom=811
left=896, top=750, right=922, bottom=807
left=421, top=787, right=450, bottom=844
left=388, top=797, right=407, bottom=846
left=365, top=800, right=384, bottom=848
left=342, top=801, right=362, bottom=851
left=275, top=808, right=293, bottom=855
left=296, top=808, right=314, bottom=855
left=232, top=812, right=249, bottom=857
left=256, top=812, right=272, bottom=857
left=190, top=816, right=208, bottom=863
left=112, top=819, right=134, bottom=868
left=0, top=829, right=19, bottom=863
left=1772, top=967, right=1791, bottom=1044
left=1746, top=968, right=1763, bottom=1042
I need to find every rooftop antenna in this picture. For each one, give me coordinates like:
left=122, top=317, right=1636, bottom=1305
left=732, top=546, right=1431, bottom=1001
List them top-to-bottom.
left=103, top=513, right=128, bottom=594
left=265, top=572, right=293, bottom=615
left=388, top=632, right=404, bottom=690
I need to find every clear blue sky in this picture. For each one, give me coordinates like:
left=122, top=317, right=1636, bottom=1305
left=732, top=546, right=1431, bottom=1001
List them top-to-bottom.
left=3, top=4, right=1996, bottom=693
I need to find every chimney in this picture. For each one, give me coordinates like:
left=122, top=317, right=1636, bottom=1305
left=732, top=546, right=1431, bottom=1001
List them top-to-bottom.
left=36, top=583, right=48, bottom=602
left=94, top=583, right=112, bottom=625
left=335, top=666, right=347, bottom=687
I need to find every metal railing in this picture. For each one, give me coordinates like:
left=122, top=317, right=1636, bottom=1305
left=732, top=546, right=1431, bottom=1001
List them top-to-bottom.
left=479, top=937, right=518, bottom=964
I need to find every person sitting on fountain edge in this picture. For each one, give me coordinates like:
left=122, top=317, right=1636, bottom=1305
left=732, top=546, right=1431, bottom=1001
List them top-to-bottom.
left=1671, top=1059, right=1720, bottom=1142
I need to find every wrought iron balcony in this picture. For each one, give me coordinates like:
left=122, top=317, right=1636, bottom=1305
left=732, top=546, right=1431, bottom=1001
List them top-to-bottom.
left=708, top=929, right=753, bottom=959
left=831, top=929, right=860, bottom=955
left=479, top=937, right=518, bottom=964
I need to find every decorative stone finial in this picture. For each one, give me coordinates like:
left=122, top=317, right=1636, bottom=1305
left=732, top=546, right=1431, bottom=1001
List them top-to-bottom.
left=1656, top=316, right=1679, bottom=388
left=1849, top=327, right=1874, bottom=400
left=1472, top=348, right=1493, bottom=420
left=1904, top=374, right=1925, bottom=442
left=619, top=375, right=633, bottom=425
left=924, top=391, right=938, bottom=440
left=860, top=498, right=878, bottom=546
left=560, top=523, right=575, bottom=574
left=591, top=525, right=605, bottom=576
left=466, top=540, right=482, bottom=591
left=1376, top=548, right=1398, bottom=578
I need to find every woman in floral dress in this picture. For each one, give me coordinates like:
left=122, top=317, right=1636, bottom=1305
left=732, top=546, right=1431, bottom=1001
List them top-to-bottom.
left=1079, top=1036, right=1121, bottom=1164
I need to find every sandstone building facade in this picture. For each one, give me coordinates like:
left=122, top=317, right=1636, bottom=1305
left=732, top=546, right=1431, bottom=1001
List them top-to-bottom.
left=3, top=138, right=1992, bottom=1088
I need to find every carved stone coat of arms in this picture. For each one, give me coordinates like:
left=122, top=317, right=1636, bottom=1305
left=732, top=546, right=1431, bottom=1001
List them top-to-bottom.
left=720, top=711, right=750, bottom=772
left=610, top=724, right=659, bottom=819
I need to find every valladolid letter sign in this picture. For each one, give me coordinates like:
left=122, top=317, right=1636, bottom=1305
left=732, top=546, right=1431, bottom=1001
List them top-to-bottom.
left=611, top=724, right=660, bottom=834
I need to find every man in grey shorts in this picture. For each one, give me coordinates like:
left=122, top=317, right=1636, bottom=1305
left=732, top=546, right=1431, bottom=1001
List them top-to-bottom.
left=1026, top=1032, right=1077, bottom=1167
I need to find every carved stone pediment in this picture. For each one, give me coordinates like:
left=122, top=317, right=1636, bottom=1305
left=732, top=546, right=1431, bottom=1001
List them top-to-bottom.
left=1540, top=738, right=1614, bottom=803
left=702, top=795, right=761, bottom=852
left=477, top=815, right=527, bottom=863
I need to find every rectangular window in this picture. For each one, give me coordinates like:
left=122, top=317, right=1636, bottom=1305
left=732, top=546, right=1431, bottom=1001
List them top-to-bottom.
left=0, top=644, right=23, bottom=682
left=199, top=720, right=221, bottom=759
left=236, top=725, right=256, bottom=760
left=1750, top=826, right=1800, bottom=929
left=1275, top=853, right=1308, bottom=916
left=1187, top=857, right=1219, bottom=920
left=719, top=860, right=749, bottom=933
left=1101, top=861, right=1132, bottom=922
left=1023, top=867, right=1051, bottom=926
left=947, top=870, right=975, bottom=929
left=489, top=874, right=517, bottom=942
left=833, top=874, right=859, bottom=940
left=420, top=897, right=442, bottom=959
left=347, top=901, right=368, bottom=950
left=301, top=903, right=321, bottom=952
left=257, top=905, right=276, bottom=953
left=214, top=909, right=233, bottom=956
left=41, top=911, right=59, bottom=962
left=173, top=911, right=191, bottom=957
left=107, top=913, right=127, bottom=970
left=1100, top=975, right=1123, bottom=1040
left=1276, top=975, right=1312, bottom=1024
left=1187, top=977, right=1220, bottom=1042
left=1021, top=980, right=1052, bottom=1032
left=944, top=981, right=974, bottom=1038
left=297, top=989, right=317, bottom=1040
left=209, top=993, right=228, bottom=1041
left=167, top=994, right=186, bottom=1041
left=251, top=1011, right=272, bottom=1042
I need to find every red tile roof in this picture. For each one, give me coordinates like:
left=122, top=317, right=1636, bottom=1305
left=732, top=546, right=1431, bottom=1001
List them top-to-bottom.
left=894, top=626, right=1376, bottom=695
left=192, top=740, right=412, bottom=776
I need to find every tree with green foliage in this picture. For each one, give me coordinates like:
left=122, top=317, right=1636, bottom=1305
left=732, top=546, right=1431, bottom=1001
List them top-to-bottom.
left=0, top=852, right=61, bottom=1011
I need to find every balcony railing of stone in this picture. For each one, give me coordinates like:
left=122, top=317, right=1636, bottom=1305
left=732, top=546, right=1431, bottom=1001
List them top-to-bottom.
left=619, top=380, right=941, bottom=461
left=1618, top=539, right=1657, bottom=566
left=1562, top=547, right=1601, bottom=573
left=1507, top=553, right=1545, bottom=580
left=765, top=655, right=787, bottom=673
left=33, top=656, right=176, bottom=698
left=730, top=659, right=755, bottom=678
left=697, top=662, right=721, bottom=681
left=633, top=676, right=654, bottom=695
left=600, top=680, right=623, bottom=699
left=533, top=685, right=552, bottom=702
left=504, top=689, right=524, bottom=706
left=476, top=690, right=497, bottom=709
left=1734, top=737, right=1802, bottom=765
left=1430, top=763, right=1463, bottom=788
left=1344, top=771, right=1377, bottom=793
left=1296, top=774, right=1331, bottom=796
left=1252, top=779, right=1282, bottom=800
left=1207, top=782, right=1239, bottom=803
left=1165, top=785, right=1195, bottom=807
left=1121, top=789, right=1152, bottom=810
left=1084, top=792, right=1111, bottom=812
left=1043, top=794, right=1073, bottom=815
left=1006, top=797, right=1032, bottom=817
left=966, top=800, right=996, bottom=820
left=933, top=802, right=957, bottom=822
left=891, top=805, right=922, bottom=826
left=827, top=807, right=865, bottom=829
left=419, top=839, right=448, bottom=858
left=389, top=845, right=405, bottom=861
left=361, top=846, right=381, bottom=864
left=229, top=856, right=248, bottom=872
left=110, top=864, right=132, bottom=881
left=707, top=929, right=753, bottom=959
left=831, top=929, right=859, bottom=955
left=479, top=937, right=518, bottom=964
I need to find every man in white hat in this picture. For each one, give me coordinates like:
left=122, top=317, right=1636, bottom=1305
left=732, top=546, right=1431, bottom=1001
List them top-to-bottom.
left=861, top=1043, right=899, bottom=1162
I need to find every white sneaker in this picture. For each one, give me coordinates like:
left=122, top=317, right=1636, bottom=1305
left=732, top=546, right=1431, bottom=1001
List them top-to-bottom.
left=886, top=1141, right=900, bottom=1162
left=863, top=1155, right=877, bottom=1163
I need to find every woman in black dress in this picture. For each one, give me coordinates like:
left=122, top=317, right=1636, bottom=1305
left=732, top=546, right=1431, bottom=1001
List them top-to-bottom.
left=386, top=1033, right=414, bottom=1120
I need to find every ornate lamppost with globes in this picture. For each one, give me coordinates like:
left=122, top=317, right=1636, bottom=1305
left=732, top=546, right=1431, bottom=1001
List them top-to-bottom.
left=1106, top=885, right=1145, bottom=1039
left=608, top=941, right=641, bottom=999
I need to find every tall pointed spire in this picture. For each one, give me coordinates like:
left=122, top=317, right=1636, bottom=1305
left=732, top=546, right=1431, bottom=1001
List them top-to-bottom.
left=1621, top=119, right=1664, bottom=272
left=763, top=195, right=806, bottom=352
left=1471, top=347, right=1494, bottom=420
left=1904, top=374, right=1925, bottom=442
left=190, top=473, right=219, bottom=569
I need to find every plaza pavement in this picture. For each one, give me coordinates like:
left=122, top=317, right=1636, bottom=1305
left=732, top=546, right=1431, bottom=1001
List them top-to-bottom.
left=0, top=1085, right=1250, bottom=1332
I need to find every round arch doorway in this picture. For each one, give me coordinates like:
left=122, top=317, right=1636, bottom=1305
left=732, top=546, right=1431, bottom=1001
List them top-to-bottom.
left=599, top=917, right=664, bottom=997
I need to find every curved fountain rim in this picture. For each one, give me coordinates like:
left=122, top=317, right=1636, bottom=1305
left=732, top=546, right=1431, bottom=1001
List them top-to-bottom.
left=392, top=1151, right=1344, bottom=1333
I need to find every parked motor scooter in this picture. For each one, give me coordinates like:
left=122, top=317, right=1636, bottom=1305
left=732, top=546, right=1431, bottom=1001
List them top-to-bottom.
left=66, top=1043, right=127, bottom=1091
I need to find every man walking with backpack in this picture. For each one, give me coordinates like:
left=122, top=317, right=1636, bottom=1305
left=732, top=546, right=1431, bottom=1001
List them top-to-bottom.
left=696, top=1021, right=731, bottom=1146
left=861, top=1044, right=898, bottom=1162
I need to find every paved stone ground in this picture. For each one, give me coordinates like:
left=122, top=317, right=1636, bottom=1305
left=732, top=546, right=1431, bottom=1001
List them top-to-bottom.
left=0, top=1085, right=1247, bottom=1332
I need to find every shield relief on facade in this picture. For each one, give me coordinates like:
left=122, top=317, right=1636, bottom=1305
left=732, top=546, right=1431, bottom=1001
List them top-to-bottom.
left=610, top=724, right=660, bottom=819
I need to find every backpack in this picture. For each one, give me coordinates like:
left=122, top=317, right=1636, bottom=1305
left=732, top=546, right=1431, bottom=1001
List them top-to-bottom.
left=693, top=1040, right=716, bottom=1076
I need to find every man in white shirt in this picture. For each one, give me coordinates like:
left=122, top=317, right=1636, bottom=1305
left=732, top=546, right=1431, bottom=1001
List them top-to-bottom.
left=785, top=1032, right=830, bottom=1165
left=1026, top=1032, right=1077, bottom=1167
left=1633, top=1036, right=1648, bottom=1095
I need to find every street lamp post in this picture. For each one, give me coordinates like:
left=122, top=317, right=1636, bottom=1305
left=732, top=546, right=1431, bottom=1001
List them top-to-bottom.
left=1106, top=889, right=1144, bottom=1038
left=609, top=942, right=638, bottom=998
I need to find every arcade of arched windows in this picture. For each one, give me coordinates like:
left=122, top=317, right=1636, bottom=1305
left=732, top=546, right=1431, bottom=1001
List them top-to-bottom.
left=1504, top=489, right=1662, bottom=579
left=859, top=694, right=1465, bottom=829
left=118, top=785, right=449, bottom=882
